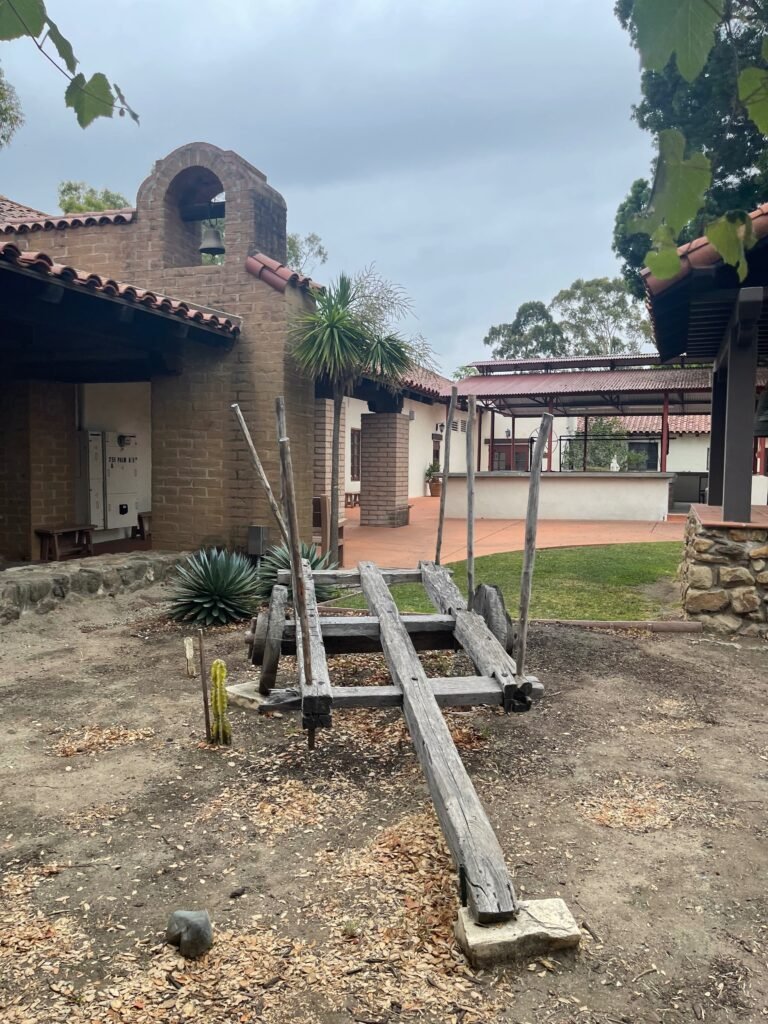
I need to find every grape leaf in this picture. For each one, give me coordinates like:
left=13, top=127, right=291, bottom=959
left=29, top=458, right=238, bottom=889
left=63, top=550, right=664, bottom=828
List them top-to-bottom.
left=0, top=0, right=45, bottom=40
left=633, top=0, right=723, bottom=83
left=44, top=17, right=77, bottom=74
left=738, top=66, right=768, bottom=135
left=65, top=71, right=114, bottom=128
left=631, top=129, right=711, bottom=236
left=706, top=212, right=756, bottom=282
left=644, top=225, right=682, bottom=280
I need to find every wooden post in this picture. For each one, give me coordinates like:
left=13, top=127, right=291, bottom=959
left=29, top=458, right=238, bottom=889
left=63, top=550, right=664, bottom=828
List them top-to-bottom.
left=709, top=367, right=727, bottom=505
left=435, top=386, right=458, bottom=565
left=660, top=393, right=669, bottom=472
left=466, top=394, right=477, bottom=603
left=275, top=397, right=315, bottom=742
left=546, top=399, right=554, bottom=472
left=230, top=402, right=289, bottom=547
left=476, top=407, right=483, bottom=471
left=489, top=410, right=495, bottom=471
left=517, top=412, right=553, bottom=681
left=510, top=415, right=516, bottom=469
left=582, top=415, right=589, bottom=472
left=198, top=628, right=212, bottom=742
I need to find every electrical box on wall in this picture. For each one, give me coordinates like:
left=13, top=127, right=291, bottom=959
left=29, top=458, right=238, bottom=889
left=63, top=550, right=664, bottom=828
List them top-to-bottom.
left=76, top=431, right=105, bottom=530
left=104, top=432, right=140, bottom=530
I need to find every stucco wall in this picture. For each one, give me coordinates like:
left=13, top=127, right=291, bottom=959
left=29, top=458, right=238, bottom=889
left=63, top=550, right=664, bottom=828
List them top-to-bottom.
left=666, top=435, right=709, bottom=472
left=443, top=471, right=673, bottom=521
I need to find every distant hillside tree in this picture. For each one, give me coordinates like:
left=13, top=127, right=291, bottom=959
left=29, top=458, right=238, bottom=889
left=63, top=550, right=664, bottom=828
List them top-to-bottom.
left=58, top=181, right=129, bottom=213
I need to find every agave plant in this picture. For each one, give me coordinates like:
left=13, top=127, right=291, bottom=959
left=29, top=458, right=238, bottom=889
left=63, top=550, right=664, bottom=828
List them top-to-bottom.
left=255, top=542, right=337, bottom=603
left=170, top=548, right=261, bottom=626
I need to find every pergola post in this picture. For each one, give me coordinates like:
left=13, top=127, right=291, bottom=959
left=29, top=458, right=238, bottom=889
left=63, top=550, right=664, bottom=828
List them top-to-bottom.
left=721, top=289, right=762, bottom=522
left=708, top=367, right=727, bottom=506
left=660, top=393, right=669, bottom=472
left=546, top=398, right=554, bottom=471
left=476, top=407, right=483, bottom=471
left=489, top=410, right=495, bottom=471
left=510, top=415, right=516, bottom=469
left=582, top=415, right=589, bottom=472
left=758, top=435, right=767, bottom=477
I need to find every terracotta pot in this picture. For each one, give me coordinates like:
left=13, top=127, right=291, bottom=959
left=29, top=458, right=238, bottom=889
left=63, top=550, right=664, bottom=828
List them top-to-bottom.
left=428, top=479, right=442, bottom=497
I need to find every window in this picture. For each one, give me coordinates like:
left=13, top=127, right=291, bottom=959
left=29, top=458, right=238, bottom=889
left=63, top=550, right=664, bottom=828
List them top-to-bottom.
left=350, top=428, right=361, bottom=482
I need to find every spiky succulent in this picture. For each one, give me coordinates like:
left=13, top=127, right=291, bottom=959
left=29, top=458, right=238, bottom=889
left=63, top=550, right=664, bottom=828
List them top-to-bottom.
left=254, top=542, right=337, bottom=603
left=169, top=548, right=260, bottom=626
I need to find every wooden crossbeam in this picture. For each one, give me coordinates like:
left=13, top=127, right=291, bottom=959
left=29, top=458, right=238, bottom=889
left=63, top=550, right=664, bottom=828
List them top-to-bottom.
left=296, top=560, right=332, bottom=730
left=358, top=560, right=517, bottom=923
left=275, top=567, right=449, bottom=588
left=246, top=675, right=507, bottom=712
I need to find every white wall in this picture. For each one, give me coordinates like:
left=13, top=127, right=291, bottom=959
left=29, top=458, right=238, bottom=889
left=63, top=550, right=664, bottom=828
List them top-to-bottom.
left=80, top=382, right=151, bottom=539
left=666, top=435, right=709, bottom=472
left=443, top=472, right=673, bottom=522
left=753, top=474, right=768, bottom=505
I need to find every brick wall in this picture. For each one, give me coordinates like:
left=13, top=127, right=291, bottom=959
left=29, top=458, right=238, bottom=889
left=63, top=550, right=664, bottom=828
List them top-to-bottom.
left=0, top=381, right=31, bottom=560
left=28, top=382, right=77, bottom=549
left=360, top=413, right=410, bottom=527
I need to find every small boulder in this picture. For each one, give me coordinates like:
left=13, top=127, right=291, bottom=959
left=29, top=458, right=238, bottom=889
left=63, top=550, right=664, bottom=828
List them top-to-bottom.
left=687, top=565, right=713, bottom=590
left=719, top=566, right=755, bottom=588
left=730, top=587, right=761, bottom=615
left=685, top=588, right=729, bottom=614
left=165, top=910, right=213, bottom=959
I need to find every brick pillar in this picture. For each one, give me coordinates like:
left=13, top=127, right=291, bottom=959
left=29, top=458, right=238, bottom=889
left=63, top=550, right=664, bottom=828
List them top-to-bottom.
left=0, top=380, right=32, bottom=560
left=29, top=382, right=77, bottom=553
left=313, top=399, right=345, bottom=511
left=360, top=412, right=410, bottom=527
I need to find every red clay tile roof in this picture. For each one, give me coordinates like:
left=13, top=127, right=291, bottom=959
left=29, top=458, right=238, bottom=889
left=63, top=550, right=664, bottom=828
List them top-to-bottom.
left=0, top=194, right=47, bottom=221
left=643, top=202, right=768, bottom=297
left=0, top=208, right=136, bottom=234
left=0, top=242, right=240, bottom=336
left=245, top=252, right=319, bottom=293
left=402, top=366, right=454, bottom=399
left=455, top=368, right=713, bottom=398
left=579, top=414, right=712, bottom=435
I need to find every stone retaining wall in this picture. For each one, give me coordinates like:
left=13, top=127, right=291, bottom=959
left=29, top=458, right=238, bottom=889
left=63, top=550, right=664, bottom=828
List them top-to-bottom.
left=681, top=510, right=768, bottom=636
left=0, top=552, right=185, bottom=624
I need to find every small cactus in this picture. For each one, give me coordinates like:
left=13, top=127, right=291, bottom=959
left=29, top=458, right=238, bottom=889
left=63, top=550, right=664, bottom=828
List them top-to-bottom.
left=210, top=658, right=232, bottom=746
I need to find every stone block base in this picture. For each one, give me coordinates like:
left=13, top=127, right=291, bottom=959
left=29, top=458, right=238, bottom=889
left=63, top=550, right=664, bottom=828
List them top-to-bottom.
left=681, top=509, right=768, bottom=636
left=455, top=900, right=581, bottom=967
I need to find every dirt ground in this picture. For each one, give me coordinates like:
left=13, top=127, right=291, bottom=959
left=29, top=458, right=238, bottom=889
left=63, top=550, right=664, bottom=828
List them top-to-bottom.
left=1, top=583, right=767, bottom=1024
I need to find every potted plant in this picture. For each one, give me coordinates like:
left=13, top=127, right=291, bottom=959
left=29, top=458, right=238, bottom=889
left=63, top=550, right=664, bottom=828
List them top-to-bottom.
left=425, top=461, right=442, bottom=497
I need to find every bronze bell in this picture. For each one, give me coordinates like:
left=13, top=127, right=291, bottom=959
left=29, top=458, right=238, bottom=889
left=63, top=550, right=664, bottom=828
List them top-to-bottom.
left=199, top=225, right=225, bottom=256
left=755, top=389, right=768, bottom=437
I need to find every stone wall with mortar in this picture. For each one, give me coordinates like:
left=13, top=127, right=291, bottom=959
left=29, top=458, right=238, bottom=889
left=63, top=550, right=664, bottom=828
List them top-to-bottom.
left=681, top=509, right=768, bottom=636
left=0, top=551, right=185, bottom=623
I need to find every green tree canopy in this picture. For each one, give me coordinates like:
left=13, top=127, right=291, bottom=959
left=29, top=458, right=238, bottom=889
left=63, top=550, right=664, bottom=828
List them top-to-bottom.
left=0, top=0, right=136, bottom=143
left=616, top=0, right=768, bottom=282
left=0, top=62, right=23, bottom=147
left=58, top=180, right=129, bottom=213
left=286, top=231, right=329, bottom=275
left=484, top=279, right=650, bottom=359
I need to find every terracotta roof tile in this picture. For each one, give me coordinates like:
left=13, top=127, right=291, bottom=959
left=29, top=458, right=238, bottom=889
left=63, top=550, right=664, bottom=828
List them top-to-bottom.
left=0, top=194, right=47, bottom=221
left=643, top=202, right=768, bottom=297
left=0, top=208, right=136, bottom=234
left=0, top=242, right=240, bottom=337
left=245, top=252, right=319, bottom=293
left=402, top=366, right=454, bottom=399
left=579, top=414, right=712, bottom=435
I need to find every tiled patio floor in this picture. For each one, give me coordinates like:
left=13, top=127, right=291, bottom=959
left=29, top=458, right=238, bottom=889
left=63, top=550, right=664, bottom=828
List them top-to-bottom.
left=343, top=496, right=684, bottom=568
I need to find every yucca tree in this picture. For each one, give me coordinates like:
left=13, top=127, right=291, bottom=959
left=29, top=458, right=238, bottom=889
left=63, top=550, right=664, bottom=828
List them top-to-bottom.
left=292, top=271, right=421, bottom=565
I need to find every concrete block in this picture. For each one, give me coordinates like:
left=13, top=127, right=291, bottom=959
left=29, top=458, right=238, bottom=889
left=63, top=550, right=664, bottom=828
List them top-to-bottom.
left=455, top=899, right=580, bottom=967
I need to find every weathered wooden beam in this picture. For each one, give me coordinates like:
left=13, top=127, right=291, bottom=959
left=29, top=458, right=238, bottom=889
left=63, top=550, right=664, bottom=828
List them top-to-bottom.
left=435, top=385, right=458, bottom=564
left=517, top=412, right=553, bottom=680
left=294, top=560, right=333, bottom=730
left=358, top=560, right=517, bottom=923
left=420, top=560, right=467, bottom=615
left=275, top=567, right=441, bottom=588
left=258, top=585, right=287, bottom=692
left=241, top=675, right=507, bottom=713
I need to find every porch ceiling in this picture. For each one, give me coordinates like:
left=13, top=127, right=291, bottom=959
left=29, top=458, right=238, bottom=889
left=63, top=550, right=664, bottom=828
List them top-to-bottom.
left=0, top=245, right=240, bottom=383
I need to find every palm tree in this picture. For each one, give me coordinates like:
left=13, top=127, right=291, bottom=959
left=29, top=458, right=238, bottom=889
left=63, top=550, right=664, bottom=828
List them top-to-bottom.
left=292, top=272, right=421, bottom=565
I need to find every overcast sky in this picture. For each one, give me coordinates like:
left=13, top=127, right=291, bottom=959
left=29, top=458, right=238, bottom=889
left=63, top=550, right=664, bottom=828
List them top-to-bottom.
left=0, top=0, right=653, bottom=375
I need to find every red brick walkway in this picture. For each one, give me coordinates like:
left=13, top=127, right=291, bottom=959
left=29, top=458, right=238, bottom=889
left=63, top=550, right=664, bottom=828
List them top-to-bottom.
left=344, top=496, right=684, bottom=568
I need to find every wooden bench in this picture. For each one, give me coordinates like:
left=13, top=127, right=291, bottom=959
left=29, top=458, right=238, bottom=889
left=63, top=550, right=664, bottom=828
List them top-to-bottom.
left=344, top=492, right=360, bottom=508
left=35, top=524, right=95, bottom=562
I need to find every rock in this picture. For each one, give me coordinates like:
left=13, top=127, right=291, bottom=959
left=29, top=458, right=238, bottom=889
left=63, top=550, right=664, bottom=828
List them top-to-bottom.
left=730, top=529, right=768, bottom=542
left=692, top=538, right=715, bottom=553
left=713, top=541, right=752, bottom=559
left=750, top=544, right=768, bottom=560
left=753, top=560, right=767, bottom=572
left=687, top=565, right=713, bottom=590
left=719, top=566, right=755, bottom=587
left=755, top=571, right=768, bottom=585
left=26, top=575, right=52, bottom=603
left=730, top=587, right=761, bottom=615
left=685, top=589, right=729, bottom=614
left=35, top=598, right=58, bottom=615
left=707, top=612, right=744, bottom=634
left=740, top=623, right=767, bottom=637
left=455, top=901, right=580, bottom=968
left=165, top=910, right=213, bottom=959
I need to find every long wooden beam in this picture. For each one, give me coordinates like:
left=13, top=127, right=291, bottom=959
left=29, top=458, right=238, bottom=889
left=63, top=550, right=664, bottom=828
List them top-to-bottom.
left=295, top=560, right=333, bottom=730
left=358, top=560, right=517, bottom=923
left=275, top=567, right=445, bottom=588
left=252, top=613, right=459, bottom=659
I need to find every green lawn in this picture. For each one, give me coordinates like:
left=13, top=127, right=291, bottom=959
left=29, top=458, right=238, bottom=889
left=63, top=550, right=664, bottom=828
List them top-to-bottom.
left=334, top=542, right=682, bottom=620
